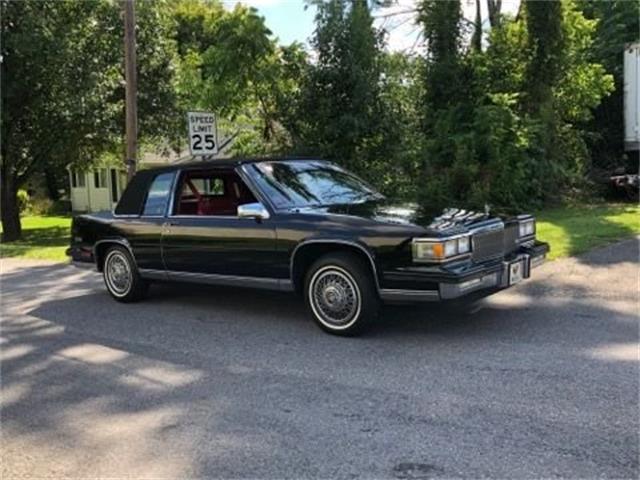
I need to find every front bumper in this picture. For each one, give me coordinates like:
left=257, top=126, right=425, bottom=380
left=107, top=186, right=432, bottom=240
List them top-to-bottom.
left=379, top=241, right=549, bottom=303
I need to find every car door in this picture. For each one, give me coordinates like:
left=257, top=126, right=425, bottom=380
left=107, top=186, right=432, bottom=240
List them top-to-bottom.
left=161, top=167, right=281, bottom=281
left=114, top=170, right=176, bottom=271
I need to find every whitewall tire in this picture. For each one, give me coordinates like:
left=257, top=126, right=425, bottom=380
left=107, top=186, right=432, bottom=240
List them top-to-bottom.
left=103, top=245, right=148, bottom=303
left=304, top=252, right=379, bottom=336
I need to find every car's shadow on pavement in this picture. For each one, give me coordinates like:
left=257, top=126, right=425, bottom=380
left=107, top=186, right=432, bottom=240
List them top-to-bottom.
left=17, top=273, right=638, bottom=347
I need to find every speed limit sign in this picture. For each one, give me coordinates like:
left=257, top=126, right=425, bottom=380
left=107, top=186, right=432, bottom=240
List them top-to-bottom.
left=187, top=111, right=218, bottom=156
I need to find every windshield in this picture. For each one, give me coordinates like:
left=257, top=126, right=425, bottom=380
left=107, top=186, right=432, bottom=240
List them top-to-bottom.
left=245, top=160, right=383, bottom=209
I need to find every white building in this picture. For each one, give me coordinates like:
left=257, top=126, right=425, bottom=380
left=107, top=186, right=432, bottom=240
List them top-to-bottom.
left=68, top=147, right=190, bottom=212
left=68, top=166, right=127, bottom=212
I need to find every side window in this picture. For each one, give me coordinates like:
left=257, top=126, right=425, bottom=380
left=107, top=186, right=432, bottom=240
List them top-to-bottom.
left=174, top=169, right=256, bottom=216
left=143, top=173, right=174, bottom=216
left=207, top=178, right=225, bottom=195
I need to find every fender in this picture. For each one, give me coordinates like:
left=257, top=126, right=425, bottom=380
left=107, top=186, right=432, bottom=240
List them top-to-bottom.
left=93, top=238, right=136, bottom=271
left=290, top=238, right=381, bottom=292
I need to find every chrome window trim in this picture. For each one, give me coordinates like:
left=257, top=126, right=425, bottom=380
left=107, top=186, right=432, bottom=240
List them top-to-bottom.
left=290, top=239, right=380, bottom=291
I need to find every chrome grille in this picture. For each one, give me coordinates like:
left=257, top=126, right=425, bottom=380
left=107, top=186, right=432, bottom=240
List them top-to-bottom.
left=503, top=224, right=520, bottom=255
left=472, top=227, right=504, bottom=262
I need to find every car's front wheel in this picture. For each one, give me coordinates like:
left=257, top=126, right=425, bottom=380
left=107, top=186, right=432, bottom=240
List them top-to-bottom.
left=103, top=245, right=148, bottom=302
left=304, top=252, right=379, bottom=336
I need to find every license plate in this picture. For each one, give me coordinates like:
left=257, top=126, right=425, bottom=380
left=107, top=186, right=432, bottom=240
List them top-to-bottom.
left=509, top=260, right=524, bottom=285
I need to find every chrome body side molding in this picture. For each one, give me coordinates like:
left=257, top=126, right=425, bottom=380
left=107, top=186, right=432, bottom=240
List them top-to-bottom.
left=139, top=268, right=294, bottom=292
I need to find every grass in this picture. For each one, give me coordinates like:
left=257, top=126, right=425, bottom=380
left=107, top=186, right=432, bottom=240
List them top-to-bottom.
left=535, top=203, right=639, bottom=260
left=0, top=204, right=638, bottom=263
left=1, top=215, right=72, bottom=262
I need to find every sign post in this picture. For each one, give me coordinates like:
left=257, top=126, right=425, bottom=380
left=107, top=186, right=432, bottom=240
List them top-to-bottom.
left=188, top=111, right=218, bottom=156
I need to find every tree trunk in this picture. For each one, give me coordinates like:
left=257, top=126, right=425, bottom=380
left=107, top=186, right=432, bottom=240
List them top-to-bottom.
left=472, top=0, right=482, bottom=51
left=487, top=0, right=502, bottom=28
left=1, top=168, right=22, bottom=241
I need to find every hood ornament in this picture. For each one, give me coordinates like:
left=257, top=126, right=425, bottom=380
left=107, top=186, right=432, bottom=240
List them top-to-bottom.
left=484, top=203, right=491, bottom=217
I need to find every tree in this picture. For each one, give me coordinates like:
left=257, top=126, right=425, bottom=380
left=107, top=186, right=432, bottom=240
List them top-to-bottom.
left=0, top=0, right=179, bottom=241
left=1, top=0, right=116, bottom=240
left=172, top=0, right=303, bottom=155
left=294, top=0, right=388, bottom=178
left=472, top=0, right=482, bottom=52
left=487, top=0, right=502, bottom=28
left=523, top=0, right=564, bottom=114
left=578, top=0, right=640, bottom=169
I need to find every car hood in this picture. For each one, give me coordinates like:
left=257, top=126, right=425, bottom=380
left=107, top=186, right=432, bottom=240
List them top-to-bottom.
left=296, top=201, right=493, bottom=233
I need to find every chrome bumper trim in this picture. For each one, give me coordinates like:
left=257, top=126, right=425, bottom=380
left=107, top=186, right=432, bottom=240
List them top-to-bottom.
left=440, top=271, right=501, bottom=299
left=379, top=288, right=440, bottom=303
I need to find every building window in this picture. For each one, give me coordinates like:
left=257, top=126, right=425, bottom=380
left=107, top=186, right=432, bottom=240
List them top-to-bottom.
left=94, top=168, right=107, bottom=189
left=110, top=169, right=119, bottom=202
left=71, top=171, right=85, bottom=188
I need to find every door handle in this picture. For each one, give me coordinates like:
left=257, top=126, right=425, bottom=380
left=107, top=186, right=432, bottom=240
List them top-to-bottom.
left=164, top=221, right=180, bottom=227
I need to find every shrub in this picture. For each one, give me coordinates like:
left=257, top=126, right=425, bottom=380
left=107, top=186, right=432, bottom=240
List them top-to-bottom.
left=17, top=190, right=31, bottom=213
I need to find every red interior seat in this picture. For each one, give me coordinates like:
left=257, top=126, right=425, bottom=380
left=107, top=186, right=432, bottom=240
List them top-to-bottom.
left=197, top=196, right=237, bottom=216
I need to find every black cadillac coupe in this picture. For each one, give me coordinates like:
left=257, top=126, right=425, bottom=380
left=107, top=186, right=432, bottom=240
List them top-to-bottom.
left=68, top=158, right=549, bottom=335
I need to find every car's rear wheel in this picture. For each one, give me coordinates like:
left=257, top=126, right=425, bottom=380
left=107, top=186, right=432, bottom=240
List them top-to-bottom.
left=103, top=246, right=148, bottom=302
left=304, top=252, right=379, bottom=336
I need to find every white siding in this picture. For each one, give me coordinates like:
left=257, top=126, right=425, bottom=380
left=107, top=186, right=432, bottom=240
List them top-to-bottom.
left=624, top=42, right=640, bottom=151
left=69, top=167, right=126, bottom=212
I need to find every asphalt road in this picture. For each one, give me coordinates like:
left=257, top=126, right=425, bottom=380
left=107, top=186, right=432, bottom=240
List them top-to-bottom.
left=1, top=238, right=638, bottom=479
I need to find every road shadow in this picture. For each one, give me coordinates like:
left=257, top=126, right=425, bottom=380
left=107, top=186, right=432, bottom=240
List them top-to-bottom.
left=2, top=246, right=639, bottom=477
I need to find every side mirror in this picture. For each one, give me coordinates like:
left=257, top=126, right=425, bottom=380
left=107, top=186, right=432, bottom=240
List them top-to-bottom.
left=237, top=202, right=270, bottom=221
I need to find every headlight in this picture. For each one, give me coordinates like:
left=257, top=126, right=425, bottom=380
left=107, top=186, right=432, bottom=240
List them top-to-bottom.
left=518, top=219, right=535, bottom=238
left=412, top=235, right=472, bottom=262
left=458, top=235, right=470, bottom=253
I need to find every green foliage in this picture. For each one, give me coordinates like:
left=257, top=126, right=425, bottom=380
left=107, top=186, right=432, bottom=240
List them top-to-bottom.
left=1, top=0, right=181, bottom=239
left=1, top=0, right=626, bottom=240
left=171, top=0, right=307, bottom=155
left=296, top=0, right=383, bottom=170
left=416, top=0, right=614, bottom=212
left=523, top=0, right=565, bottom=112
left=577, top=0, right=640, bottom=169
left=16, top=190, right=31, bottom=214
left=536, top=203, right=640, bottom=259
left=0, top=216, right=71, bottom=261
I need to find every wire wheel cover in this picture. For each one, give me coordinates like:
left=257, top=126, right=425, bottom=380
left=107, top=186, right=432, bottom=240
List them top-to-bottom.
left=106, top=252, right=132, bottom=295
left=311, top=268, right=360, bottom=326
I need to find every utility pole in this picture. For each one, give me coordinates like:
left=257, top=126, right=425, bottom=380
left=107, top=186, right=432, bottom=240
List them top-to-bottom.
left=123, top=0, right=137, bottom=180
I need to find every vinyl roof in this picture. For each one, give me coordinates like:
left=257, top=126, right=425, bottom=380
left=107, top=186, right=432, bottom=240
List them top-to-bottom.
left=143, top=156, right=323, bottom=173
